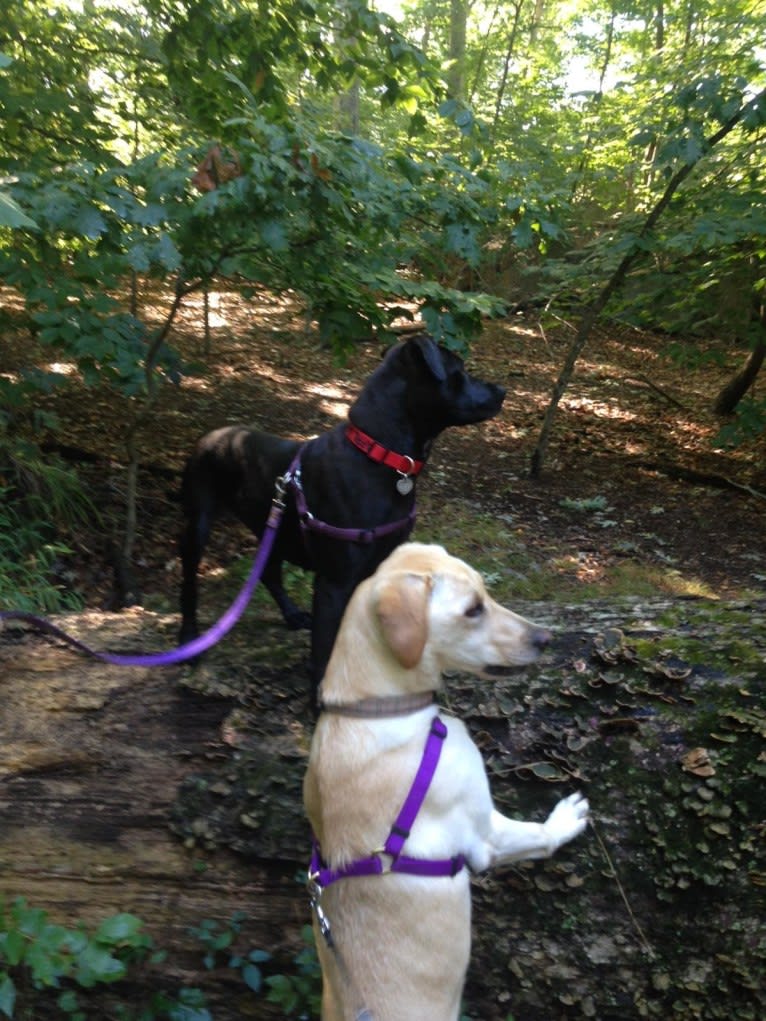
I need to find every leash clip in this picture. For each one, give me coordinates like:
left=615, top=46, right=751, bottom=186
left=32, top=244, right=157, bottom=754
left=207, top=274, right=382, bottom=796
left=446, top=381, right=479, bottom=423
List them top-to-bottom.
left=275, top=447, right=306, bottom=510
left=274, top=464, right=294, bottom=508
left=308, top=876, right=334, bottom=946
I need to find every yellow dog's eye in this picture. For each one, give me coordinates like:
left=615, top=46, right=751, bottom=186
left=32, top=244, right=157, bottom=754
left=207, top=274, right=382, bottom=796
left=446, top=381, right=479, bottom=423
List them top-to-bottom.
left=465, top=601, right=485, bottom=619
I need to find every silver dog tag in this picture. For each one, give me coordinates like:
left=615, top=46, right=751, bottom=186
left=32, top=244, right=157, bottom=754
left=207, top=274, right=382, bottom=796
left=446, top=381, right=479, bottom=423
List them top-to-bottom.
left=396, top=475, right=414, bottom=495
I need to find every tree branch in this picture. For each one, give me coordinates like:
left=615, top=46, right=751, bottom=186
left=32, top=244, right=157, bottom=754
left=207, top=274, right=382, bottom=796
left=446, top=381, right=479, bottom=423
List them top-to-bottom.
left=529, top=87, right=766, bottom=479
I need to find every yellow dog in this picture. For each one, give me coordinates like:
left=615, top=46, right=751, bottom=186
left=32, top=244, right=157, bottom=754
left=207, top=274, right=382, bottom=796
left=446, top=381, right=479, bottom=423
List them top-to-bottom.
left=304, top=543, right=589, bottom=1021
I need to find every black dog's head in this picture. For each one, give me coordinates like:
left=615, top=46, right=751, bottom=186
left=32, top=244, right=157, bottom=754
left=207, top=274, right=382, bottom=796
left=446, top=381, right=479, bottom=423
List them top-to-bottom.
left=350, top=333, right=505, bottom=452
left=398, top=334, right=505, bottom=428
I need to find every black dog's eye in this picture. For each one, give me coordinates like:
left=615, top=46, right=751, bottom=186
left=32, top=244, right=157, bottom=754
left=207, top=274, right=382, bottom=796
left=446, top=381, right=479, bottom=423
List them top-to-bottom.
left=465, top=601, right=485, bottom=619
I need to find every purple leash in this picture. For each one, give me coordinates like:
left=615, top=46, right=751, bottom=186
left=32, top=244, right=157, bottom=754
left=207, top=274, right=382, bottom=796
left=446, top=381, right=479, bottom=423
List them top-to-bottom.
left=0, top=437, right=416, bottom=670
left=0, top=469, right=293, bottom=668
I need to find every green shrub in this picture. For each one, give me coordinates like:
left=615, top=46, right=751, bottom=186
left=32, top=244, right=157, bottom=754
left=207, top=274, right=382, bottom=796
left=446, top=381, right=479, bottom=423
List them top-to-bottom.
left=0, top=439, right=93, bottom=612
left=0, top=898, right=218, bottom=1020
left=0, top=900, right=151, bottom=1018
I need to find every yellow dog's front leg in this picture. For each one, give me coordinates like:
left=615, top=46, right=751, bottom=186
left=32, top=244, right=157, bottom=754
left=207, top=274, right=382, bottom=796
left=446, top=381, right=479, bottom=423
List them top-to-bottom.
left=475, top=793, right=589, bottom=870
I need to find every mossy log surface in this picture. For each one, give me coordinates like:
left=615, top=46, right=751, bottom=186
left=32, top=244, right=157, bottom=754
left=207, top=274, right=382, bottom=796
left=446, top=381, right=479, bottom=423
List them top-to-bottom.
left=1, top=597, right=764, bottom=1020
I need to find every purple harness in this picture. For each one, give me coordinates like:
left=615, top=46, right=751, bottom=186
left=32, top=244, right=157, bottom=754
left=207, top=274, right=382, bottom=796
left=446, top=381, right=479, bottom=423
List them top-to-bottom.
left=289, top=449, right=416, bottom=545
left=309, top=716, right=467, bottom=891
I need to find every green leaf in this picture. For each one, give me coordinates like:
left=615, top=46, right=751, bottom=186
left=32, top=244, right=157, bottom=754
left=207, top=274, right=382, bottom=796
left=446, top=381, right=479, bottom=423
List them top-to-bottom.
left=454, top=108, right=474, bottom=132
left=0, top=192, right=37, bottom=229
left=134, top=202, right=166, bottom=227
left=75, top=205, right=107, bottom=238
left=260, top=218, right=288, bottom=251
left=513, top=219, right=535, bottom=248
left=155, top=233, right=182, bottom=271
left=127, top=241, right=151, bottom=272
left=95, top=913, right=143, bottom=945
left=1, top=930, right=25, bottom=967
left=74, top=944, right=126, bottom=987
left=241, top=962, right=263, bottom=992
left=0, top=974, right=16, bottom=1018
left=168, top=988, right=212, bottom=1021
left=57, top=989, right=80, bottom=1013
left=168, top=1007, right=212, bottom=1021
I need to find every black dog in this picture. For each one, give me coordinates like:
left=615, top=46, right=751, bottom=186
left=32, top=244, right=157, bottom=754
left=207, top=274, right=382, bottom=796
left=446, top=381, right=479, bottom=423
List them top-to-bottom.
left=178, top=334, right=505, bottom=702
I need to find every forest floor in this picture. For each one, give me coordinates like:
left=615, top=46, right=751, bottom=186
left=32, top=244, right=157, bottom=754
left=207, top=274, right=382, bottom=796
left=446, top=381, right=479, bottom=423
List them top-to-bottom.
left=9, top=282, right=763, bottom=612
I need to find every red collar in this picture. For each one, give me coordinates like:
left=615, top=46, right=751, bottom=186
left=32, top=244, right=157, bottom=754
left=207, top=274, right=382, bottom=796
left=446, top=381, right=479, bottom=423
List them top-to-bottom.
left=345, top=424, right=424, bottom=476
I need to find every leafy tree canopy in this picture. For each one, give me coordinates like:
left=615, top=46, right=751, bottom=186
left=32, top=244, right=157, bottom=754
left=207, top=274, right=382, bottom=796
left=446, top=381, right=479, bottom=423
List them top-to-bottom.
left=0, top=0, right=764, bottom=454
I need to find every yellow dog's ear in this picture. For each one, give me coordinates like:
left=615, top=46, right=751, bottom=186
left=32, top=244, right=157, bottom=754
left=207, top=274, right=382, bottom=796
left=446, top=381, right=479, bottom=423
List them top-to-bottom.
left=375, top=572, right=431, bottom=669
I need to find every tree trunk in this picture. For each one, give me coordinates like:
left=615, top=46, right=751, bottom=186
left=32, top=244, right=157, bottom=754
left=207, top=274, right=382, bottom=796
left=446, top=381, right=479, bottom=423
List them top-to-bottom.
left=447, top=0, right=468, bottom=101
left=468, top=0, right=502, bottom=105
left=529, top=0, right=545, bottom=43
left=655, top=0, right=665, bottom=50
left=333, top=1, right=361, bottom=134
left=490, top=1, right=524, bottom=143
left=571, top=4, right=616, bottom=200
left=337, top=78, right=360, bottom=134
left=530, top=87, right=766, bottom=478
left=115, top=275, right=205, bottom=607
left=713, top=304, right=766, bottom=415
left=0, top=609, right=302, bottom=1020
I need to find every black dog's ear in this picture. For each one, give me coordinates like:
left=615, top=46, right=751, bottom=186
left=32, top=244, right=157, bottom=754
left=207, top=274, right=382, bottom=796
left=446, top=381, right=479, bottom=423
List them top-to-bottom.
left=411, top=334, right=447, bottom=382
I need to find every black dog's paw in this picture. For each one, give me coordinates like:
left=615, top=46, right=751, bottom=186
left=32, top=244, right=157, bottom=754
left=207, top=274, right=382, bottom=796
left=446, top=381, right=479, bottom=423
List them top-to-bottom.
left=284, top=609, right=312, bottom=631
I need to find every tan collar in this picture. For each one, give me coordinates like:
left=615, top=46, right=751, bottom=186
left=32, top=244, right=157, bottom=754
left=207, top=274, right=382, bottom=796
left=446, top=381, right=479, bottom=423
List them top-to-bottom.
left=318, top=690, right=436, bottom=718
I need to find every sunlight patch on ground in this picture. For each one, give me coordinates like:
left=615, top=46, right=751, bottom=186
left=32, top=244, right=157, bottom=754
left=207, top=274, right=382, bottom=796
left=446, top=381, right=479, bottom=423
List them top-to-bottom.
left=183, top=292, right=228, bottom=329
left=504, top=321, right=540, bottom=340
left=624, top=343, right=660, bottom=360
left=49, top=362, right=78, bottom=376
left=179, top=363, right=354, bottom=418
left=181, top=376, right=211, bottom=392
left=303, top=381, right=353, bottom=419
left=503, top=385, right=552, bottom=408
left=561, top=395, right=639, bottom=421
left=674, top=419, right=714, bottom=440
left=624, top=440, right=647, bottom=454
left=551, top=553, right=720, bottom=600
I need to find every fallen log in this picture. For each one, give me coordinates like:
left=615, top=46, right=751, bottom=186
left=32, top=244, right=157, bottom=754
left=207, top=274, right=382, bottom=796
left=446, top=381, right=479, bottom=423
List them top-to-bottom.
left=1, top=598, right=764, bottom=1020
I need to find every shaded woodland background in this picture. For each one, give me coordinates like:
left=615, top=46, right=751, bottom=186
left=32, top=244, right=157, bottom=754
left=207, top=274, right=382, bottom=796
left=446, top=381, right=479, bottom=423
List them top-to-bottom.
left=0, top=1, right=765, bottom=1019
